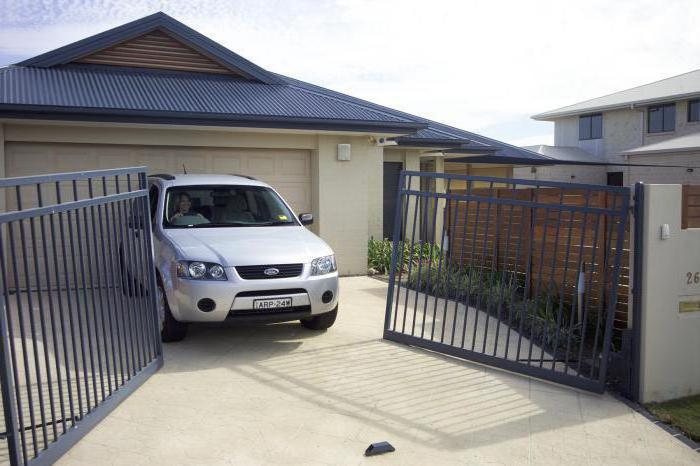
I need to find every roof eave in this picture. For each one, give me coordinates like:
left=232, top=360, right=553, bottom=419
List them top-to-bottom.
left=533, top=91, right=700, bottom=121
left=0, top=104, right=427, bottom=134
left=623, top=146, right=700, bottom=156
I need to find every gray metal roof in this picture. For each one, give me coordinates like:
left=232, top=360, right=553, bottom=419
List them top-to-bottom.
left=0, top=12, right=548, bottom=162
left=0, top=65, right=415, bottom=128
left=533, top=69, right=700, bottom=121
left=277, top=74, right=544, bottom=160
left=623, top=133, right=700, bottom=156
left=523, top=145, right=606, bottom=163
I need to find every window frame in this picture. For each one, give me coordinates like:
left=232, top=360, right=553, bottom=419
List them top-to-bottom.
left=688, top=99, right=700, bottom=123
left=647, top=103, right=676, bottom=133
left=578, top=113, right=603, bottom=141
left=162, top=184, right=300, bottom=229
left=148, top=185, right=160, bottom=222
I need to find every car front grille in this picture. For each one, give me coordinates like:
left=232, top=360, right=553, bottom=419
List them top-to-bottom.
left=235, top=264, right=304, bottom=280
left=235, top=288, right=306, bottom=297
left=229, top=305, right=311, bottom=316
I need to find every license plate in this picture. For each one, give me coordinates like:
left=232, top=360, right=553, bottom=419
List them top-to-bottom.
left=253, top=297, right=293, bottom=310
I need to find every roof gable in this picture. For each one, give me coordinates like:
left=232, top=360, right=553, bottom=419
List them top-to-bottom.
left=17, top=12, right=284, bottom=84
left=74, top=29, right=240, bottom=76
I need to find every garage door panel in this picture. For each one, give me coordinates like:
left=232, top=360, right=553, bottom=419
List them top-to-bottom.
left=210, top=153, right=243, bottom=173
left=247, top=156, right=275, bottom=175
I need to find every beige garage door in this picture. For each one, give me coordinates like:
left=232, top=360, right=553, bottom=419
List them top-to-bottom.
left=5, top=142, right=312, bottom=213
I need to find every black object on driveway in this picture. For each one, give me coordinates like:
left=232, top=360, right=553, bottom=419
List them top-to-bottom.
left=364, top=441, right=395, bottom=456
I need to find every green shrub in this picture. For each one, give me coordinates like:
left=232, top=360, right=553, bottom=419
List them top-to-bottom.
left=367, top=238, right=442, bottom=275
left=403, top=264, right=585, bottom=353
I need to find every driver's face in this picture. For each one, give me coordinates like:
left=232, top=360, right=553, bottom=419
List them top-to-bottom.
left=178, top=196, right=191, bottom=213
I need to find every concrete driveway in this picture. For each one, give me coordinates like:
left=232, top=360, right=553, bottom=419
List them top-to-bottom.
left=59, top=277, right=698, bottom=465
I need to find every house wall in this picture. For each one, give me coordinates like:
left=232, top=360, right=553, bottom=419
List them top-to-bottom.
left=553, top=108, right=644, bottom=162
left=3, top=122, right=383, bottom=276
left=315, top=134, right=382, bottom=275
left=625, top=152, right=700, bottom=186
left=513, top=164, right=606, bottom=184
left=639, top=184, right=700, bottom=403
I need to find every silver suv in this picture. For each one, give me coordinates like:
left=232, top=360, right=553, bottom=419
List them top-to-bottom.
left=145, top=174, right=339, bottom=342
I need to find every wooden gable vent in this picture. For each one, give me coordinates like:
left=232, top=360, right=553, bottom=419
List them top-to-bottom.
left=75, top=29, right=240, bottom=76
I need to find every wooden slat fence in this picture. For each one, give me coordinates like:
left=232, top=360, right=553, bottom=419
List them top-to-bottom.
left=682, top=185, right=700, bottom=229
left=447, top=187, right=631, bottom=333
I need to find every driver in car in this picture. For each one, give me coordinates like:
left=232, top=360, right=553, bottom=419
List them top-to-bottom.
left=170, top=192, right=207, bottom=221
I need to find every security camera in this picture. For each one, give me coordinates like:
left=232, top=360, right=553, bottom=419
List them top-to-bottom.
left=372, top=137, right=397, bottom=147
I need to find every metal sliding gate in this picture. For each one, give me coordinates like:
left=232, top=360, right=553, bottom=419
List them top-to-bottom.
left=0, top=167, right=163, bottom=465
left=384, top=171, right=630, bottom=393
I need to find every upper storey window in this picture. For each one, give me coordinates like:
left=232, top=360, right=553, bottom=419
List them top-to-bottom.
left=688, top=99, right=699, bottom=122
left=648, top=103, right=675, bottom=133
left=579, top=114, right=602, bottom=140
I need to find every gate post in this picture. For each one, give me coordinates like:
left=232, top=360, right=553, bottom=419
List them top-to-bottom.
left=629, top=182, right=644, bottom=401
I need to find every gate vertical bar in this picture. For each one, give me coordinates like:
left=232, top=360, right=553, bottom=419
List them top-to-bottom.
left=384, top=172, right=407, bottom=332
left=0, top=295, right=21, bottom=466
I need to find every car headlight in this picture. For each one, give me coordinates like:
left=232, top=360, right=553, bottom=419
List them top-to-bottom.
left=310, top=255, right=337, bottom=276
left=176, top=261, right=228, bottom=281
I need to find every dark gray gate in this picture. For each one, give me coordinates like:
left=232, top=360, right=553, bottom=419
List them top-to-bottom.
left=0, top=167, right=162, bottom=465
left=384, top=171, right=630, bottom=393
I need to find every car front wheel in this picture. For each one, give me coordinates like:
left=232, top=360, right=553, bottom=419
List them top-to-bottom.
left=157, top=281, right=188, bottom=342
left=300, top=306, right=338, bottom=330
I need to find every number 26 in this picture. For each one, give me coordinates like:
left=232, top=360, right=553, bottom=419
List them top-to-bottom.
left=687, top=272, right=700, bottom=284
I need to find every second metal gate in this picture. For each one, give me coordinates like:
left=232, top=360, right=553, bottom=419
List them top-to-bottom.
left=0, top=167, right=163, bottom=465
left=384, top=171, right=630, bottom=393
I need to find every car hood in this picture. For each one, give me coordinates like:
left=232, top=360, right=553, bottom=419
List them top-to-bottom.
left=162, top=226, right=334, bottom=266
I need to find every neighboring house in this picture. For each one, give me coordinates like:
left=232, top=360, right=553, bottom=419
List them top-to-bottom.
left=0, top=12, right=545, bottom=275
left=515, top=69, right=700, bottom=186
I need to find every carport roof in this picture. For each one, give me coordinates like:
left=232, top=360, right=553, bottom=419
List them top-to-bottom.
left=0, top=12, right=546, bottom=161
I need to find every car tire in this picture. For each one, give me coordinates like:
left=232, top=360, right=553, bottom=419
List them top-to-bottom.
left=157, top=281, right=188, bottom=342
left=300, top=306, right=338, bottom=330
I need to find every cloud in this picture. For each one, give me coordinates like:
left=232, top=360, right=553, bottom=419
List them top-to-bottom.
left=1, top=0, right=699, bottom=145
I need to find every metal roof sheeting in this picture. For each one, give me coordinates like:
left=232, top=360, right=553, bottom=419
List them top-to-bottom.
left=0, top=65, right=412, bottom=124
left=533, top=69, right=700, bottom=120
left=623, top=132, right=700, bottom=156
left=523, top=145, right=606, bottom=162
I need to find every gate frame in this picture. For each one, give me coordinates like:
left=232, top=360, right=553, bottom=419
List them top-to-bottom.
left=0, top=167, right=163, bottom=466
left=383, top=170, right=631, bottom=393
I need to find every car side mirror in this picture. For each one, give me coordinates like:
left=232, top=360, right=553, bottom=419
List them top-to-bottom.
left=299, top=213, right=313, bottom=225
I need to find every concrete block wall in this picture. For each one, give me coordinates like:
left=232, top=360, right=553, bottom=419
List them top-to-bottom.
left=639, top=184, right=700, bottom=402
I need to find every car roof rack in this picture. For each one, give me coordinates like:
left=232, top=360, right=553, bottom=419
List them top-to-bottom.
left=149, top=173, right=176, bottom=180
left=229, top=173, right=257, bottom=180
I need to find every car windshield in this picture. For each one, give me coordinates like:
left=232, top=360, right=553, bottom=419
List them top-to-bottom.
left=163, top=185, right=298, bottom=228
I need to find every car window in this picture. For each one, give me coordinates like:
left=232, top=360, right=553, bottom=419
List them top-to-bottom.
left=149, top=185, right=159, bottom=221
left=163, top=185, right=298, bottom=228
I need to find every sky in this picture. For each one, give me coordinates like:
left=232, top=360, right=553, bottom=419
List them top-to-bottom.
left=1, top=0, right=699, bottom=147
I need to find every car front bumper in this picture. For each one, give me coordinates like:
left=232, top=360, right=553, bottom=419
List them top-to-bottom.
left=166, top=265, right=339, bottom=323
